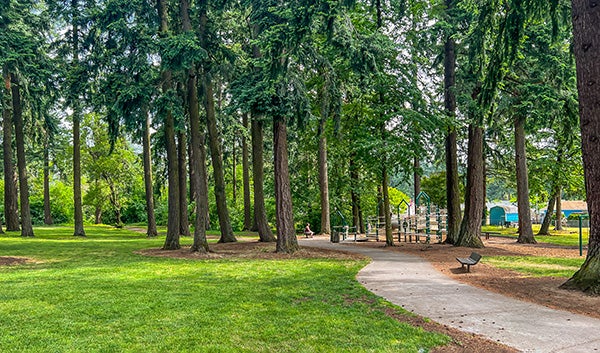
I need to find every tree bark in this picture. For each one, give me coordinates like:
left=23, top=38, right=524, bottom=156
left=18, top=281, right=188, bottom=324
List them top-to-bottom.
left=72, top=0, right=85, bottom=237
left=158, top=0, right=181, bottom=250
left=180, top=0, right=209, bottom=253
left=561, top=0, right=600, bottom=294
left=198, top=3, right=235, bottom=243
left=444, top=3, right=461, bottom=243
left=2, top=70, right=19, bottom=231
left=10, top=73, right=33, bottom=237
left=203, top=76, right=236, bottom=243
left=142, top=106, right=158, bottom=237
left=242, top=113, right=253, bottom=231
left=514, top=115, right=536, bottom=244
left=251, top=116, right=275, bottom=241
left=274, top=117, right=298, bottom=253
left=318, top=117, right=331, bottom=235
left=456, top=125, right=484, bottom=248
left=445, top=127, right=461, bottom=243
left=178, top=131, right=190, bottom=236
left=43, top=136, right=53, bottom=225
left=232, top=136, right=237, bottom=203
left=413, top=156, right=421, bottom=201
left=350, top=157, right=362, bottom=233
left=383, top=166, right=393, bottom=246
left=377, top=185, right=384, bottom=220
left=538, top=186, right=558, bottom=235
left=555, top=189, right=564, bottom=230
left=94, top=205, right=102, bottom=224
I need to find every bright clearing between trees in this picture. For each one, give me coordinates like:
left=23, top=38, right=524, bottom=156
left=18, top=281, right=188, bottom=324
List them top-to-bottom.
left=0, top=226, right=449, bottom=353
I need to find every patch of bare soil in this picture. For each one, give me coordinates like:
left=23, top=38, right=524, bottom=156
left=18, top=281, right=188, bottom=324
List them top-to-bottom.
left=0, top=256, right=30, bottom=266
left=387, top=309, right=518, bottom=353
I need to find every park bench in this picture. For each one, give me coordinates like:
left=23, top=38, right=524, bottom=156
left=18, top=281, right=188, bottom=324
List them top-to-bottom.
left=482, top=231, right=501, bottom=240
left=456, top=252, right=482, bottom=272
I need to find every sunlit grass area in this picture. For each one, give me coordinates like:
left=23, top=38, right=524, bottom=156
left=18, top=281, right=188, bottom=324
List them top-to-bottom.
left=481, top=224, right=589, bottom=247
left=0, top=225, right=449, bottom=353
left=485, top=256, right=585, bottom=278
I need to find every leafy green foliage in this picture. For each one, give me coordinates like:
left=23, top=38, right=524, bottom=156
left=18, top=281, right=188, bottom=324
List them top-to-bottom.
left=81, top=113, right=144, bottom=226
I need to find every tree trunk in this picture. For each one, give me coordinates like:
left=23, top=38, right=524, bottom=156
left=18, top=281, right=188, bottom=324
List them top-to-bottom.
left=72, top=0, right=85, bottom=237
left=158, top=0, right=181, bottom=250
left=180, top=0, right=208, bottom=253
left=561, top=0, right=600, bottom=294
left=198, top=3, right=235, bottom=243
left=444, top=5, right=461, bottom=243
left=2, top=70, right=19, bottom=231
left=10, top=73, right=33, bottom=237
left=203, top=76, right=236, bottom=243
left=189, top=95, right=210, bottom=253
left=73, top=103, right=85, bottom=236
left=142, top=106, right=158, bottom=237
left=242, top=113, right=252, bottom=231
left=251, top=116, right=275, bottom=241
left=514, top=116, right=536, bottom=243
left=274, top=117, right=298, bottom=253
left=318, top=118, right=331, bottom=235
left=456, top=125, right=484, bottom=248
left=445, top=127, right=461, bottom=243
left=178, top=131, right=190, bottom=236
left=232, top=136, right=237, bottom=203
left=43, top=137, right=53, bottom=225
left=482, top=147, right=488, bottom=226
left=413, top=156, right=421, bottom=201
left=350, top=157, right=362, bottom=233
left=382, top=166, right=393, bottom=246
left=377, top=185, right=384, bottom=220
left=538, top=186, right=558, bottom=235
left=555, top=189, right=564, bottom=230
left=94, top=205, right=102, bottom=224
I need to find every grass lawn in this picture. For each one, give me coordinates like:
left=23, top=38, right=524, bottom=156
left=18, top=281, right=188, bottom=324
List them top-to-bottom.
left=481, top=224, right=589, bottom=247
left=0, top=225, right=449, bottom=353
left=480, top=225, right=587, bottom=278
left=484, top=256, right=585, bottom=277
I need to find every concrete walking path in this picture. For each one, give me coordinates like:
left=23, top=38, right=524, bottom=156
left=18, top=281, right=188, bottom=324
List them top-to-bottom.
left=299, top=238, right=600, bottom=353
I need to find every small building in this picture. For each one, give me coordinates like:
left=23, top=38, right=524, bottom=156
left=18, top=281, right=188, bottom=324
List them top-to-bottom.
left=541, top=200, right=588, bottom=218
left=560, top=200, right=588, bottom=218
left=487, top=202, right=519, bottom=225
left=489, top=206, right=507, bottom=226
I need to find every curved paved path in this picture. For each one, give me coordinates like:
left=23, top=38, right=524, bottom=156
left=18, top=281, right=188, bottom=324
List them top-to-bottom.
left=299, top=238, right=600, bottom=353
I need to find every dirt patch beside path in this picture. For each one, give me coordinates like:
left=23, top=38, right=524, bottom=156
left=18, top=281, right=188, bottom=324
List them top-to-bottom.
left=0, top=256, right=30, bottom=266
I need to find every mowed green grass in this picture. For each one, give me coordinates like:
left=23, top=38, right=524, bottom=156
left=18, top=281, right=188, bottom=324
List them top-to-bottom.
left=481, top=224, right=589, bottom=247
left=0, top=225, right=449, bottom=353
left=481, top=225, right=587, bottom=277
left=485, top=256, right=585, bottom=278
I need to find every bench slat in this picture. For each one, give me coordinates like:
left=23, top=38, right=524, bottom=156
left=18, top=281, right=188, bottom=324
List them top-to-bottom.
left=456, top=252, right=482, bottom=272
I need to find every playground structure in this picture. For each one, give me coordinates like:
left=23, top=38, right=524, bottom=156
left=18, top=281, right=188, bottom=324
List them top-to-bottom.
left=331, top=191, right=447, bottom=244
left=397, top=192, right=447, bottom=244
left=331, top=209, right=358, bottom=242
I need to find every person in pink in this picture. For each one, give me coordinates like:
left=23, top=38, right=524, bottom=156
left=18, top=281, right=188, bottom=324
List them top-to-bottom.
left=304, top=223, right=314, bottom=238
